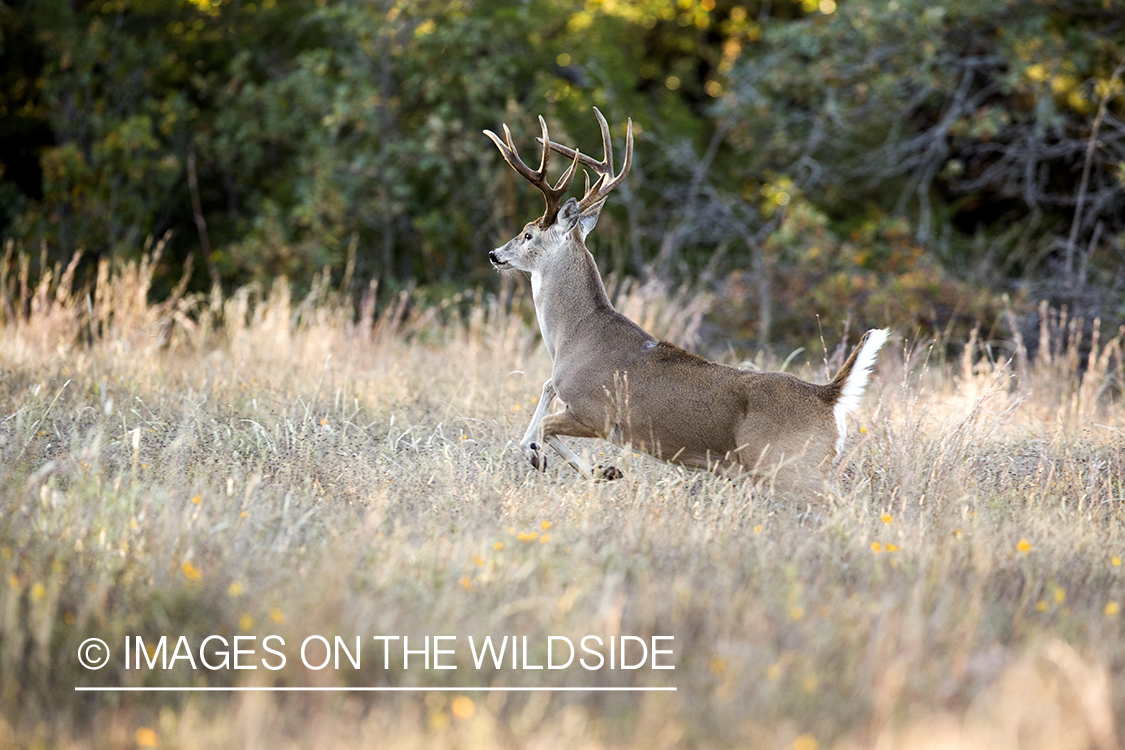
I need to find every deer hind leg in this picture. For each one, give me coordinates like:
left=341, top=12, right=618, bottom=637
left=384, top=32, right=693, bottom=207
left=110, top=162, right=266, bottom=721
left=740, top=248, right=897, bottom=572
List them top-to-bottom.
left=519, top=379, right=557, bottom=471
left=540, top=409, right=623, bottom=481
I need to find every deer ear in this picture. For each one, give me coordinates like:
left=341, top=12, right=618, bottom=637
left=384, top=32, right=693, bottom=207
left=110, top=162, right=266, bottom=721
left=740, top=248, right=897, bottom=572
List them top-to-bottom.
left=557, top=197, right=581, bottom=233
left=578, top=198, right=606, bottom=240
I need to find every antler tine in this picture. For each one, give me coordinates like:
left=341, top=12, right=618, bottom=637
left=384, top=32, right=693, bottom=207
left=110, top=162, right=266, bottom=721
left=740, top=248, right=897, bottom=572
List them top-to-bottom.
left=593, top=107, right=613, bottom=177
left=538, top=108, right=633, bottom=214
left=578, top=113, right=631, bottom=212
left=484, top=116, right=580, bottom=226
left=535, top=116, right=551, bottom=178
left=536, top=116, right=582, bottom=213
left=482, top=124, right=537, bottom=185
left=539, top=137, right=604, bottom=173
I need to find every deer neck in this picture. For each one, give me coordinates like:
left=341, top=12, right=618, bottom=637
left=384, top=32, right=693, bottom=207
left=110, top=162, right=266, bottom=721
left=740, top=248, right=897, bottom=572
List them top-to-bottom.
left=530, top=239, right=614, bottom=361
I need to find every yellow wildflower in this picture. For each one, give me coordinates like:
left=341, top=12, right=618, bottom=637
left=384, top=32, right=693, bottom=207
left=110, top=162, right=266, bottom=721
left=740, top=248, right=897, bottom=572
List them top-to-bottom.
left=182, top=561, right=202, bottom=581
left=451, top=696, right=474, bottom=719
left=135, top=728, right=159, bottom=747
left=794, top=733, right=818, bottom=750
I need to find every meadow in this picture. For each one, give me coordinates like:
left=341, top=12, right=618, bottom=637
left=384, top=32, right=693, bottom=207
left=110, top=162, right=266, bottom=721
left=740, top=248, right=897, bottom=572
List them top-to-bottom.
left=1, top=244, right=1124, bottom=749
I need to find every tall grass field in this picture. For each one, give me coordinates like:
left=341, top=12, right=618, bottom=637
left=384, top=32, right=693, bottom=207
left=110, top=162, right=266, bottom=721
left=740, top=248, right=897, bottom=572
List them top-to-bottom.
left=2, top=245, right=1124, bottom=749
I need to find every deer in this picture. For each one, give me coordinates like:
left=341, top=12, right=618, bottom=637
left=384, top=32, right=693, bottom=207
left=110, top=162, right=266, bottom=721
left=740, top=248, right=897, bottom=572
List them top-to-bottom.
left=483, top=108, right=888, bottom=491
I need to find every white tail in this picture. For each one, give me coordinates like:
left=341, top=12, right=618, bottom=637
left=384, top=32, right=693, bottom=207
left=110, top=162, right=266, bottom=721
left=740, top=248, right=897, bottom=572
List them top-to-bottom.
left=485, top=109, right=888, bottom=490
left=833, top=327, right=889, bottom=455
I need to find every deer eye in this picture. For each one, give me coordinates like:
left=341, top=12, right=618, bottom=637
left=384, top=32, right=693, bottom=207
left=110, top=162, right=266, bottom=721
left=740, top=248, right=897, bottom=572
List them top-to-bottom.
left=524, top=233, right=532, bottom=241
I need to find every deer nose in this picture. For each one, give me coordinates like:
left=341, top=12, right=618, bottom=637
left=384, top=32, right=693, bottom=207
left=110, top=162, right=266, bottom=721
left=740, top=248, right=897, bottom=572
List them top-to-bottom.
left=488, top=250, right=500, bottom=264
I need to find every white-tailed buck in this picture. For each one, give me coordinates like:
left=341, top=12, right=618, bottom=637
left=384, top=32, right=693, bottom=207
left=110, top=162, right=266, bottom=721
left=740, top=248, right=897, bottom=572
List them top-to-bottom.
left=484, top=108, right=888, bottom=490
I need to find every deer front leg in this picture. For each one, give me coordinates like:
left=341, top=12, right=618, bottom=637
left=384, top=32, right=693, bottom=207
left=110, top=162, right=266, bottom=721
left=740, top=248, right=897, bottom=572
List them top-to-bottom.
left=519, top=379, right=557, bottom=471
left=540, top=408, right=624, bottom=481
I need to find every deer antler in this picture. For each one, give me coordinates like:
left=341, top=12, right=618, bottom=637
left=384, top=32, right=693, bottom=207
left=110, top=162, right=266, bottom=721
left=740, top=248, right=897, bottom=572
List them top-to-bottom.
left=539, top=107, right=633, bottom=214
left=484, top=115, right=581, bottom=228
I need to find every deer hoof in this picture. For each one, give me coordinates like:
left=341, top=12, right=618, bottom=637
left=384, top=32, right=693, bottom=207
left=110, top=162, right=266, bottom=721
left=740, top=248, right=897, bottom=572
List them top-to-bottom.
left=526, top=443, right=547, bottom=472
left=595, top=465, right=623, bottom=481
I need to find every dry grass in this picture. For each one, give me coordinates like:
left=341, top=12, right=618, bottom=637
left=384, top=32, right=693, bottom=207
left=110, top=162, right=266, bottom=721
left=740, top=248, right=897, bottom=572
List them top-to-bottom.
left=1, top=246, right=1124, bottom=749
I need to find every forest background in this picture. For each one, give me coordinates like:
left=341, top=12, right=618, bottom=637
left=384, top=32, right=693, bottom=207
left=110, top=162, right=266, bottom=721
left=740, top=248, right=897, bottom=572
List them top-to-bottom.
left=2, top=0, right=1124, bottom=349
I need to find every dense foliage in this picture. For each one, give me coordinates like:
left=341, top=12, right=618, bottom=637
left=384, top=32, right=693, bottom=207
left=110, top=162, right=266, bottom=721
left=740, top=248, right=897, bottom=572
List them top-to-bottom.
left=1, top=0, right=1123, bottom=345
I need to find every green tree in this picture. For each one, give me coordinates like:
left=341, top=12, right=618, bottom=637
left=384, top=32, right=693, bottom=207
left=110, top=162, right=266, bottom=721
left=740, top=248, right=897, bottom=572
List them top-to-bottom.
left=2, top=0, right=1122, bottom=345
left=716, top=0, right=1125, bottom=308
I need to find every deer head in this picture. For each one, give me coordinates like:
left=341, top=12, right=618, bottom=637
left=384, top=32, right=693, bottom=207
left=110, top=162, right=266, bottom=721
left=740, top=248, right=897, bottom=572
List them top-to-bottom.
left=484, top=108, right=633, bottom=273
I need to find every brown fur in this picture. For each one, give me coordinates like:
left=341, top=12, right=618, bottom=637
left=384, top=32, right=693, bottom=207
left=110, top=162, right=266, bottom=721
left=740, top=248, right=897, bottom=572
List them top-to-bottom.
left=487, top=111, right=883, bottom=492
left=501, top=212, right=861, bottom=490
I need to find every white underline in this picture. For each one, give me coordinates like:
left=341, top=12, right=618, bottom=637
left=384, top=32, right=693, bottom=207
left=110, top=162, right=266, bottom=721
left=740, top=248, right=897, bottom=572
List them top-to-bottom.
left=76, top=686, right=675, bottom=692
